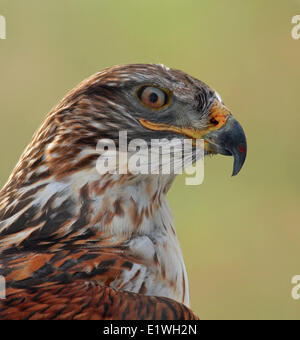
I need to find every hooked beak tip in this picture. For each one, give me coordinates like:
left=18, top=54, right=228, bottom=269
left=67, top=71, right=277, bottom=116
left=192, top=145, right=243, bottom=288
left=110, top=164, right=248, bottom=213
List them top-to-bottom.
left=231, top=149, right=246, bottom=176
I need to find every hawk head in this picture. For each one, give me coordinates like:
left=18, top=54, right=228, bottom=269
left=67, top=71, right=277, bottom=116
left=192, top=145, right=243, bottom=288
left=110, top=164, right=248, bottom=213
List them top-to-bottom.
left=2, top=63, right=247, bottom=203
left=49, top=63, right=247, bottom=177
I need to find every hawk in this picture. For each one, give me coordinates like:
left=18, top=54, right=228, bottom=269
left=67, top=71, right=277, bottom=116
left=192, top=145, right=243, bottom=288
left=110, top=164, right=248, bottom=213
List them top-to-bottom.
left=0, top=64, right=246, bottom=320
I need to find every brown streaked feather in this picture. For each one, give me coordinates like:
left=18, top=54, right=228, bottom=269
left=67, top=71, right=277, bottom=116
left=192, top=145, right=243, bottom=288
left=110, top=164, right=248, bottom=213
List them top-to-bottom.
left=0, top=281, right=199, bottom=320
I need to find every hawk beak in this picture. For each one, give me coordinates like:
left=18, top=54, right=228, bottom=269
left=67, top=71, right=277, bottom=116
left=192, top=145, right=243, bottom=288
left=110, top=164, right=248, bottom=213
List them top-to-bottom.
left=138, top=100, right=247, bottom=176
left=204, top=115, right=247, bottom=176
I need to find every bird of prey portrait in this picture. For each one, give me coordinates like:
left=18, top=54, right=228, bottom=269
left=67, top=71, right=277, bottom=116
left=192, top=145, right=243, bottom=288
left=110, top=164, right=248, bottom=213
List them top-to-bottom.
left=0, top=64, right=247, bottom=320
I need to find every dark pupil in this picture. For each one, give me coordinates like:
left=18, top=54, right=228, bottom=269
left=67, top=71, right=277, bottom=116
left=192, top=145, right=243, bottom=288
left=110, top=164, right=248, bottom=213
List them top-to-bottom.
left=149, top=92, right=159, bottom=103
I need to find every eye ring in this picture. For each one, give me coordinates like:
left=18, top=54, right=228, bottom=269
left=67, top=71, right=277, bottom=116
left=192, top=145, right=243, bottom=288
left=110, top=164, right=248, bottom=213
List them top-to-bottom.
left=136, top=85, right=170, bottom=109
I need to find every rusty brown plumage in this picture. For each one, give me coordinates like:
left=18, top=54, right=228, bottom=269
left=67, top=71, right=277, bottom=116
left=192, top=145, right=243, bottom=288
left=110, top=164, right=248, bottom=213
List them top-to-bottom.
left=0, top=282, right=198, bottom=320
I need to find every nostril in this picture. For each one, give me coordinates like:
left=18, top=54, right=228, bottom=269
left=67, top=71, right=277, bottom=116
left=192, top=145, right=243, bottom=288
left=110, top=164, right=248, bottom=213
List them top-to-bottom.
left=210, top=118, right=219, bottom=125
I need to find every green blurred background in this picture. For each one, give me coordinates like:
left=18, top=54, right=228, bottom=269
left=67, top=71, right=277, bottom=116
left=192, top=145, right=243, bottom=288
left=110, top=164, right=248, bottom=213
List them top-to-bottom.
left=0, top=0, right=299, bottom=319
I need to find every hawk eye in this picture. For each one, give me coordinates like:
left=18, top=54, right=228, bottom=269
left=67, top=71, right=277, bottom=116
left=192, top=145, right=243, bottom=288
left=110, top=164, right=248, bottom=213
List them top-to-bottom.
left=137, top=86, right=169, bottom=109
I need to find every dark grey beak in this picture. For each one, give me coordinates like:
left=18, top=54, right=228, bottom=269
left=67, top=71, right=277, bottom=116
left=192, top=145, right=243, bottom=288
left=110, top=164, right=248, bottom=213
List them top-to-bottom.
left=206, top=115, right=247, bottom=176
